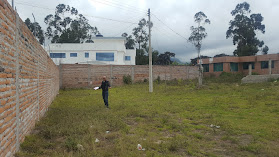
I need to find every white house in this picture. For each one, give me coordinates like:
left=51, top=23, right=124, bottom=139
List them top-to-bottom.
left=47, top=37, right=136, bottom=65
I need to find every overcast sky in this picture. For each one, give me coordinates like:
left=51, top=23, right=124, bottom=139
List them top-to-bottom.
left=7, top=0, right=279, bottom=62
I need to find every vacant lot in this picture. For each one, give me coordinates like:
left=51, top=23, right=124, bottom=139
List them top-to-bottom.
left=16, top=80, right=279, bottom=157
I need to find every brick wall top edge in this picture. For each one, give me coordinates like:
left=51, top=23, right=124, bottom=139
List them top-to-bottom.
left=0, top=0, right=15, bottom=14
left=17, top=16, right=57, bottom=67
left=201, top=54, right=279, bottom=64
left=61, top=64, right=195, bottom=68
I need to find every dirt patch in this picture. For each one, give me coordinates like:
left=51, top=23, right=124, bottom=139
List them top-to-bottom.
left=237, top=134, right=253, bottom=146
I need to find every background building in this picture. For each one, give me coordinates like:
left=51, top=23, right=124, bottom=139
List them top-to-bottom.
left=47, top=37, right=136, bottom=65
left=199, top=54, right=279, bottom=76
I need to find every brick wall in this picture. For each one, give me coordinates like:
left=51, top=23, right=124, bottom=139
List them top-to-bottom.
left=0, top=0, right=59, bottom=156
left=201, top=54, right=279, bottom=77
left=60, top=64, right=199, bottom=88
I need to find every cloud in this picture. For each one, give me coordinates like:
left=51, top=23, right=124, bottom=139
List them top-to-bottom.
left=8, top=0, right=279, bottom=62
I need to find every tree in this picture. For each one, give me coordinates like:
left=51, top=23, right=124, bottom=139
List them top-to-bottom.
left=226, top=2, right=268, bottom=56
left=44, top=4, right=99, bottom=43
left=188, top=11, right=210, bottom=87
left=24, top=18, right=45, bottom=45
left=132, top=18, right=150, bottom=50
left=122, top=33, right=135, bottom=49
left=262, top=45, right=269, bottom=55
left=135, top=48, right=159, bottom=65
left=136, top=49, right=148, bottom=65
left=152, top=50, right=159, bottom=65
left=156, top=52, right=175, bottom=65
left=214, top=53, right=230, bottom=58
left=190, top=55, right=210, bottom=66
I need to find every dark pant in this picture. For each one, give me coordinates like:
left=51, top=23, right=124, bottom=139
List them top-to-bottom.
left=102, top=91, right=109, bottom=107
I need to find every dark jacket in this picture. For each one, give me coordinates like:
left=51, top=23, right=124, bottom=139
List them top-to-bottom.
left=100, top=81, right=111, bottom=91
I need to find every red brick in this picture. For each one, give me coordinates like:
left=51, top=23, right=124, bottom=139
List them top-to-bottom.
left=0, top=0, right=4, bottom=8
left=0, top=73, right=7, bottom=78
left=1, top=99, right=6, bottom=105
left=0, top=107, right=4, bottom=114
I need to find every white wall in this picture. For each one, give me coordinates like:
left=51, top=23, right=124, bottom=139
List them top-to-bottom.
left=48, top=37, right=136, bottom=65
left=125, top=49, right=136, bottom=65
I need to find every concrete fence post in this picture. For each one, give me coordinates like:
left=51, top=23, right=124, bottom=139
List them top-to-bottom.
left=15, top=11, right=20, bottom=152
left=36, top=47, right=40, bottom=121
left=269, top=59, right=272, bottom=75
left=59, top=64, right=63, bottom=88
left=88, top=64, right=91, bottom=88
left=249, top=64, right=252, bottom=75
left=110, top=65, right=113, bottom=86
left=131, top=66, right=135, bottom=83
left=187, top=66, right=189, bottom=79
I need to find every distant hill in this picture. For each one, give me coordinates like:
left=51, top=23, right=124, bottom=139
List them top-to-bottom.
left=170, top=58, right=184, bottom=64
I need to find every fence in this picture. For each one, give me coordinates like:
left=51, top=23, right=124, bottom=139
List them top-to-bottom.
left=0, top=0, right=60, bottom=156
left=60, top=64, right=199, bottom=88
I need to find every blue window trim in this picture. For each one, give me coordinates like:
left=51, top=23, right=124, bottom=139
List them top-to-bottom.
left=85, top=52, right=89, bottom=58
left=50, top=53, right=66, bottom=58
left=70, top=53, right=78, bottom=57
left=96, top=53, right=114, bottom=61
left=125, top=56, right=131, bottom=61
left=214, top=63, right=223, bottom=72
left=230, top=63, right=239, bottom=72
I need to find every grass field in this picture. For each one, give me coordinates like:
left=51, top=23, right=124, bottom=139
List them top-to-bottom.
left=16, top=79, right=279, bottom=157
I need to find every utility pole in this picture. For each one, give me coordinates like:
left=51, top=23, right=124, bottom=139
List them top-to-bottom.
left=12, top=0, right=14, bottom=9
left=148, top=8, right=153, bottom=93
left=32, top=13, right=36, bottom=39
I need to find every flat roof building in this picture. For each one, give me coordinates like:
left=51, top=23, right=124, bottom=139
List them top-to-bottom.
left=47, top=37, right=136, bottom=65
left=199, top=54, right=279, bottom=76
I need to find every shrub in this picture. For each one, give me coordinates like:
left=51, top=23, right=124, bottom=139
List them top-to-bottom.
left=205, top=72, right=244, bottom=83
left=219, top=72, right=233, bottom=77
left=252, top=72, right=260, bottom=75
left=123, top=75, right=132, bottom=85
left=155, top=76, right=161, bottom=84
left=144, top=78, right=148, bottom=83
left=65, top=138, right=78, bottom=152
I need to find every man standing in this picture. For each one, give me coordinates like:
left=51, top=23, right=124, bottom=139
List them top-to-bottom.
left=99, top=76, right=111, bottom=108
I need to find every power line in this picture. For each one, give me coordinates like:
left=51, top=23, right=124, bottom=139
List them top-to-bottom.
left=90, top=0, right=147, bottom=15
left=93, top=0, right=147, bottom=13
left=108, top=0, right=147, bottom=12
left=15, top=2, right=139, bottom=24
left=152, top=13, right=189, bottom=42
left=112, top=23, right=136, bottom=37
left=153, top=26, right=189, bottom=49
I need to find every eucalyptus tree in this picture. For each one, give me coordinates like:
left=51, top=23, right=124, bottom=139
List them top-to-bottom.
left=226, top=2, right=268, bottom=56
left=44, top=4, right=99, bottom=43
left=188, top=11, right=210, bottom=87
left=24, top=18, right=45, bottom=45
left=122, top=33, right=135, bottom=49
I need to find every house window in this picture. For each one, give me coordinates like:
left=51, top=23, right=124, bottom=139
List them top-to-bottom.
left=85, top=52, right=89, bottom=58
left=50, top=53, right=66, bottom=58
left=70, top=53, right=77, bottom=57
left=96, top=53, right=114, bottom=61
left=125, top=56, right=131, bottom=61
left=261, top=61, right=274, bottom=69
left=243, top=62, right=255, bottom=70
left=214, top=63, right=223, bottom=72
left=230, top=63, right=238, bottom=72
left=202, top=64, right=209, bottom=72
